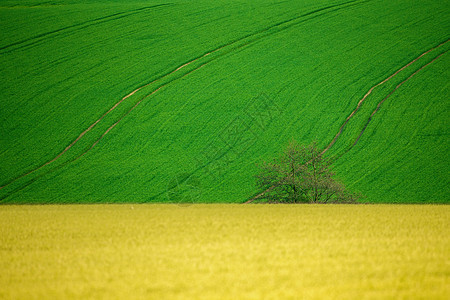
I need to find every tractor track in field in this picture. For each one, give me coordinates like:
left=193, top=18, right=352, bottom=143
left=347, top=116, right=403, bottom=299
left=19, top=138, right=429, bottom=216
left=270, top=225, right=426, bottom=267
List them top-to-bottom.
left=0, top=0, right=369, bottom=196
left=0, top=3, right=174, bottom=54
left=245, top=39, right=449, bottom=204
left=321, top=39, right=449, bottom=155
left=0, top=45, right=227, bottom=192
left=348, top=50, right=448, bottom=150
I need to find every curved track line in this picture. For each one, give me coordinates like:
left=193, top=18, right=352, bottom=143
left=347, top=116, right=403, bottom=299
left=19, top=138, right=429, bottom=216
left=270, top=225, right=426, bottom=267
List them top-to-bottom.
left=1, top=0, right=366, bottom=192
left=0, top=4, right=173, bottom=53
left=245, top=39, right=449, bottom=204
left=321, top=39, right=449, bottom=154
left=0, top=43, right=231, bottom=191
left=350, top=50, right=447, bottom=148
left=0, top=52, right=214, bottom=190
left=0, top=60, right=222, bottom=200
left=76, top=62, right=212, bottom=159
left=244, top=187, right=276, bottom=204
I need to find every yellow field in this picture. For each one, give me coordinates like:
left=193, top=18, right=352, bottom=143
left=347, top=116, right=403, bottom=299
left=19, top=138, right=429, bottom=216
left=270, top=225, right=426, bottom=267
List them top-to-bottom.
left=0, top=205, right=448, bottom=299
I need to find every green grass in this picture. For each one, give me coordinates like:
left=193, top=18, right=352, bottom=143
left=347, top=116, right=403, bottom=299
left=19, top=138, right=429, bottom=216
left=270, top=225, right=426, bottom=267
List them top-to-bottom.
left=0, top=0, right=449, bottom=203
left=333, top=53, right=450, bottom=203
left=1, top=204, right=449, bottom=299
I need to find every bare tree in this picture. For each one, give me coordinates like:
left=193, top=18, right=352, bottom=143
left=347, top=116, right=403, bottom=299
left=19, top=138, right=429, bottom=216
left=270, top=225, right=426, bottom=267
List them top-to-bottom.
left=254, top=141, right=359, bottom=203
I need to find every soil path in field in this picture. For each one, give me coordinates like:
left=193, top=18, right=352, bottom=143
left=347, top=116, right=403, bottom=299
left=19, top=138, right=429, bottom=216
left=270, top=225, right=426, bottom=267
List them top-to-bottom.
left=1, top=0, right=366, bottom=192
left=245, top=39, right=449, bottom=204
left=321, top=39, right=449, bottom=154
left=0, top=49, right=218, bottom=191
left=349, top=50, right=447, bottom=149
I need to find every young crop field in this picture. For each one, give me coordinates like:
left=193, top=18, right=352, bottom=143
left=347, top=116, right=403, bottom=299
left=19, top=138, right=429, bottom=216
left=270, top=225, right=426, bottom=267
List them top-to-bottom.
left=0, top=0, right=449, bottom=204
left=0, top=204, right=448, bottom=299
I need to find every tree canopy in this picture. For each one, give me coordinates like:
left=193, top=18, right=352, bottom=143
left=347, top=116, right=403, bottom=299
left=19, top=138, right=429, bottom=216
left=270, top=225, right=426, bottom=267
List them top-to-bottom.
left=254, top=141, right=359, bottom=203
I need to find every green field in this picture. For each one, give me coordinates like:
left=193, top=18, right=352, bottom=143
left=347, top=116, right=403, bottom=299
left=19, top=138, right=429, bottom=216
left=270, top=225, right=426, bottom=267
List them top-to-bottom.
left=0, top=0, right=449, bottom=204
left=1, top=3, right=448, bottom=298
left=0, top=204, right=448, bottom=299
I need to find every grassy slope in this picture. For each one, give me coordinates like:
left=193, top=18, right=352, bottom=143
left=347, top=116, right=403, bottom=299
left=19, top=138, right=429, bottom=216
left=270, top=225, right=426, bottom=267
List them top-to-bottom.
left=0, top=0, right=449, bottom=203
left=1, top=0, right=318, bottom=184
left=333, top=54, right=450, bottom=203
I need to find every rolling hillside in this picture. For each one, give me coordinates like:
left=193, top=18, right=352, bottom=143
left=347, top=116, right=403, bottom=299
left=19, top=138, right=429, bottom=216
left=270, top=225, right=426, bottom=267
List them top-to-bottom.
left=0, top=0, right=449, bottom=203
